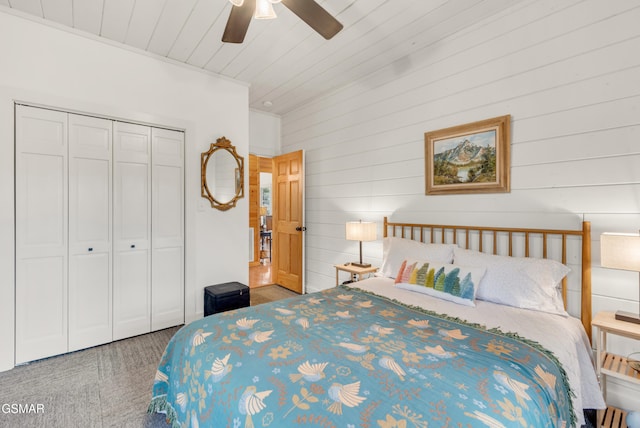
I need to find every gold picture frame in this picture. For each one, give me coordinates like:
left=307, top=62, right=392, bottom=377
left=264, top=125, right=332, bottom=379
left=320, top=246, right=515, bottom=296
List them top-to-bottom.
left=425, top=115, right=511, bottom=195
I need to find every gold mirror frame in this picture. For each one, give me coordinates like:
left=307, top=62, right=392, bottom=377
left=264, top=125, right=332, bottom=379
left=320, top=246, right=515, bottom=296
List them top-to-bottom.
left=201, top=136, right=245, bottom=211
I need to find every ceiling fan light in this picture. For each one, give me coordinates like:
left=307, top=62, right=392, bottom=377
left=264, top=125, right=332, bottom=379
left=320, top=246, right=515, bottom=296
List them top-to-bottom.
left=228, top=0, right=244, bottom=6
left=255, top=0, right=277, bottom=19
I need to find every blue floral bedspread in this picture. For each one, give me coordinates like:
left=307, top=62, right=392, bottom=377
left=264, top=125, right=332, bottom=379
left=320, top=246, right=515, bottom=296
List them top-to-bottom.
left=149, top=286, right=574, bottom=427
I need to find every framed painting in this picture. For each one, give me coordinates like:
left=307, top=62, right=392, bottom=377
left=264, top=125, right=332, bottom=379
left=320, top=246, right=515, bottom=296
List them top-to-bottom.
left=425, top=115, right=511, bottom=195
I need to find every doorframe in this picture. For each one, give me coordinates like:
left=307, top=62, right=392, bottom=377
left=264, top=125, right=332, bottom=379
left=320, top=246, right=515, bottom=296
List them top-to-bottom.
left=248, top=151, right=305, bottom=293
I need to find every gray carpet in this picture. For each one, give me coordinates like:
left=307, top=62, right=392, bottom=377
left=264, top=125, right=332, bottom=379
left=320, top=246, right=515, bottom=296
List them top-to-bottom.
left=0, top=285, right=297, bottom=428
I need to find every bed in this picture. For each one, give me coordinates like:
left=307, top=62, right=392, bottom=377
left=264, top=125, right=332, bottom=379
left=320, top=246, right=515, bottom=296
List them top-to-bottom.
left=149, top=217, right=605, bottom=427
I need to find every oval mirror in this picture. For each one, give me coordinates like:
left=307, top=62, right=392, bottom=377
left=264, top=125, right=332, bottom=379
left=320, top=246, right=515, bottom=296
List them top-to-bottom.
left=201, top=136, right=244, bottom=211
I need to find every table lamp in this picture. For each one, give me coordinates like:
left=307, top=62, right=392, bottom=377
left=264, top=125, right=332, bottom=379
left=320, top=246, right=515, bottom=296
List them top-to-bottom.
left=346, top=220, right=377, bottom=268
left=600, top=232, right=640, bottom=324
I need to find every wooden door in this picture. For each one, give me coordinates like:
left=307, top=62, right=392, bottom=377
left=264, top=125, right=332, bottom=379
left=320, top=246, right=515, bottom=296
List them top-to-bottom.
left=15, top=105, right=69, bottom=364
left=68, top=114, right=113, bottom=351
left=113, top=122, right=151, bottom=340
left=151, top=128, right=184, bottom=331
left=273, top=150, right=304, bottom=293
left=248, top=154, right=260, bottom=266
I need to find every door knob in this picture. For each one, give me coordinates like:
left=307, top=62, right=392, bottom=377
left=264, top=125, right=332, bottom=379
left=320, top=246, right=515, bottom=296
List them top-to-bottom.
left=295, top=226, right=307, bottom=232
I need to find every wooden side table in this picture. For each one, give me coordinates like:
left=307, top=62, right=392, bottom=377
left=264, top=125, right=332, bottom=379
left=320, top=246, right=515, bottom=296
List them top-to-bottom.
left=334, top=264, right=378, bottom=286
left=592, top=311, right=640, bottom=427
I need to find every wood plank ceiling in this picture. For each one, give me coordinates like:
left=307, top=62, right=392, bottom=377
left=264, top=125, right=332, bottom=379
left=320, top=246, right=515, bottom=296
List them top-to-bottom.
left=0, top=0, right=520, bottom=115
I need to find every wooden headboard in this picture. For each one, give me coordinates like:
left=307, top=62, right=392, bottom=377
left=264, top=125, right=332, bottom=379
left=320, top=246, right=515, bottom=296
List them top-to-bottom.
left=383, top=217, right=593, bottom=339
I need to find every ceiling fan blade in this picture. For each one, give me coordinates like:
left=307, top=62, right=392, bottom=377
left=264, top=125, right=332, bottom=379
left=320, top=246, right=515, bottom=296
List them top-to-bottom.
left=281, top=0, right=343, bottom=40
left=222, top=2, right=255, bottom=43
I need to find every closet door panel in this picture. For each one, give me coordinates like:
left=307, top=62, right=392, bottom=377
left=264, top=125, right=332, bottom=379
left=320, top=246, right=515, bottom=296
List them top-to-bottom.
left=15, top=105, right=68, bottom=364
left=68, top=114, right=112, bottom=351
left=113, top=122, right=151, bottom=340
left=151, top=128, right=184, bottom=330
left=18, top=154, right=66, bottom=249
left=117, top=163, right=151, bottom=242
left=152, top=165, right=182, bottom=247
left=151, top=247, right=183, bottom=329
left=114, top=250, right=150, bottom=330
left=68, top=253, right=110, bottom=349
left=16, top=258, right=67, bottom=363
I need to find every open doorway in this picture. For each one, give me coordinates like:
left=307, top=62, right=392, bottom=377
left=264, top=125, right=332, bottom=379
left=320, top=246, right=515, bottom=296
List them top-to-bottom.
left=248, top=151, right=305, bottom=293
left=249, top=155, right=273, bottom=288
left=257, top=171, right=272, bottom=275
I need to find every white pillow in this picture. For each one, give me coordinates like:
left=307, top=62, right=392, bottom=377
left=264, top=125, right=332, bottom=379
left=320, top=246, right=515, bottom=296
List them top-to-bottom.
left=378, top=237, right=455, bottom=279
left=453, top=247, right=570, bottom=316
left=394, top=259, right=486, bottom=307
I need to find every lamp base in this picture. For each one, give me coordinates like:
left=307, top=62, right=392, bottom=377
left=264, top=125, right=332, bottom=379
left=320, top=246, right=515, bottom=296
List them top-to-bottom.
left=351, top=262, right=371, bottom=268
left=615, top=310, right=640, bottom=324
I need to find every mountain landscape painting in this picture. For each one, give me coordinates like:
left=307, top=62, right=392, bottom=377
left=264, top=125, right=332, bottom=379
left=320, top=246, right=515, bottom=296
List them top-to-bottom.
left=424, top=115, right=510, bottom=195
left=433, top=130, right=497, bottom=185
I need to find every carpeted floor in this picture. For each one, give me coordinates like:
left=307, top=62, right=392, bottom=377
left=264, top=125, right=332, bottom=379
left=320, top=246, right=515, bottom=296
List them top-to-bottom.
left=0, top=285, right=297, bottom=428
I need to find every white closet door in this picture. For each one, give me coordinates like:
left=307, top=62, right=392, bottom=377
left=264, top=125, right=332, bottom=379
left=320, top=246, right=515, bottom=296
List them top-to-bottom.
left=15, top=106, right=68, bottom=364
left=68, top=114, right=113, bottom=351
left=113, top=122, right=151, bottom=340
left=151, top=128, right=184, bottom=330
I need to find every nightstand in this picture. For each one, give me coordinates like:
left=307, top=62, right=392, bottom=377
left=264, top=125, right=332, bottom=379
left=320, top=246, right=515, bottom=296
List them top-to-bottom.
left=334, top=264, right=378, bottom=286
left=592, top=311, right=640, bottom=427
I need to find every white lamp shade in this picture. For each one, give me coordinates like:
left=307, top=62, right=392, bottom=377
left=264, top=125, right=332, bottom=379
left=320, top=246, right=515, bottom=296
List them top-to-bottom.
left=255, top=0, right=277, bottom=19
left=346, top=221, right=377, bottom=242
left=601, top=233, right=640, bottom=272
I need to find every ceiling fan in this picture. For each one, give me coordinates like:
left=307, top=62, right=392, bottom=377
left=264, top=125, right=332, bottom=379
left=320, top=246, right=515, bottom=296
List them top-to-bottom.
left=222, top=0, right=343, bottom=44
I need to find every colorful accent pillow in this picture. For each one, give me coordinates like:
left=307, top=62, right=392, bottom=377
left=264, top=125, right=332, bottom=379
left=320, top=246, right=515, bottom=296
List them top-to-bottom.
left=378, top=237, right=455, bottom=279
left=453, top=247, right=570, bottom=316
left=394, top=259, right=486, bottom=307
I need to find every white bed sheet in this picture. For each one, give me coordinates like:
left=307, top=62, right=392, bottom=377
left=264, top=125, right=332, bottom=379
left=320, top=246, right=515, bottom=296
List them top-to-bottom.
left=350, top=276, right=606, bottom=426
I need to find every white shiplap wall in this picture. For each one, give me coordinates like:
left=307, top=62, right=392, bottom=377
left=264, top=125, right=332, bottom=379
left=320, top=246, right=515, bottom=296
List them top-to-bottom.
left=281, top=0, right=640, bottom=412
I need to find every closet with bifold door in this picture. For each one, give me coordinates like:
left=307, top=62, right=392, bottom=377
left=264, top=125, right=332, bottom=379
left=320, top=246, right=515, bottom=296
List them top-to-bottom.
left=15, top=105, right=184, bottom=364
